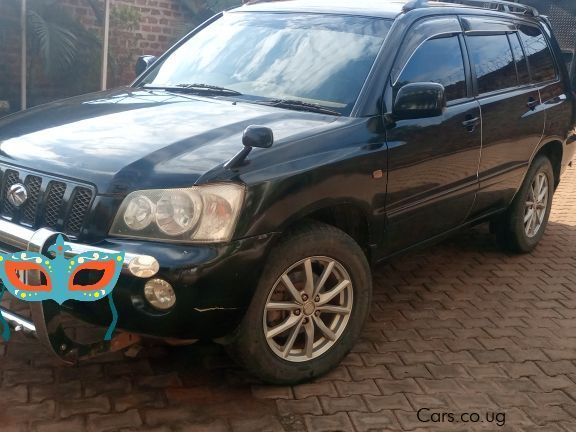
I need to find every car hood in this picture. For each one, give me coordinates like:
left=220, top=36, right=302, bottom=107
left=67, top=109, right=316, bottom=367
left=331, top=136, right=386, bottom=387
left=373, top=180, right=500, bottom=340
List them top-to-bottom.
left=0, top=88, right=339, bottom=194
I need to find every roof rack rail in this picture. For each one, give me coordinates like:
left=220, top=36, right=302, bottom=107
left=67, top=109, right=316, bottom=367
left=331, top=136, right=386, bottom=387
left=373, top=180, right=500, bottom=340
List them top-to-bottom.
left=434, top=0, right=539, bottom=16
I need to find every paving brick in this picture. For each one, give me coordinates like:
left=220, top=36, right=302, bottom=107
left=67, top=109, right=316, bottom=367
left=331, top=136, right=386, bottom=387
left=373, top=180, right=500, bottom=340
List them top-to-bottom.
left=471, top=349, right=513, bottom=363
left=399, top=352, right=440, bottom=364
left=361, top=353, right=402, bottom=366
left=536, top=361, right=576, bottom=376
left=501, top=362, right=542, bottom=378
left=426, top=364, right=469, bottom=379
left=348, top=365, right=392, bottom=380
left=389, top=365, right=433, bottom=379
left=2, top=368, right=53, bottom=386
left=532, top=375, right=575, bottom=392
left=84, top=377, right=132, bottom=397
left=416, top=378, right=465, bottom=393
left=375, top=379, right=423, bottom=395
left=335, top=380, right=380, bottom=397
left=293, top=382, right=337, bottom=399
left=0, top=384, right=28, bottom=404
left=251, top=385, right=294, bottom=400
left=528, top=390, right=574, bottom=406
left=113, top=391, right=165, bottom=412
left=363, top=394, right=412, bottom=412
left=319, top=395, right=368, bottom=414
left=277, top=398, right=323, bottom=416
left=7, top=401, right=56, bottom=422
left=523, top=406, right=574, bottom=425
left=142, top=407, right=199, bottom=426
left=87, top=409, right=143, bottom=432
left=349, top=410, right=398, bottom=431
left=304, top=412, right=354, bottom=432
left=230, top=415, right=284, bottom=432
left=34, top=416, right=86, bottom=432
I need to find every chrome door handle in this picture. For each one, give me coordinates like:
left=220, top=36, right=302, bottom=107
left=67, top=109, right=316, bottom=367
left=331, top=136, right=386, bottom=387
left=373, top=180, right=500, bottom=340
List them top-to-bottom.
left=462, top=116, right=480, bottom=132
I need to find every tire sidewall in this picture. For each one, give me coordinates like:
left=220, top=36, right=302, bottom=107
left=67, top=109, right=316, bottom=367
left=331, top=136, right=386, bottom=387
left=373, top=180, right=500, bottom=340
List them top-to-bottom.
left=509, top=156, right=554, bottom=251
left=233, top=225, right=372, bottom=384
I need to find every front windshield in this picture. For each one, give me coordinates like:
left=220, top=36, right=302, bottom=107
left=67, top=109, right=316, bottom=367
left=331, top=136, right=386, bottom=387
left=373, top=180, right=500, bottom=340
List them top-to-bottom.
left=140, top=12, right=392, bottom=115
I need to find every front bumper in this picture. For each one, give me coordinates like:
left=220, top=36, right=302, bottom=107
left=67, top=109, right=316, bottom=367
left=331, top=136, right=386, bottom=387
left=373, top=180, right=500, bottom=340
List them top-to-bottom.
left=0, top=219, right=160, bottom=362
left=0, top=219, right=275, bottom=363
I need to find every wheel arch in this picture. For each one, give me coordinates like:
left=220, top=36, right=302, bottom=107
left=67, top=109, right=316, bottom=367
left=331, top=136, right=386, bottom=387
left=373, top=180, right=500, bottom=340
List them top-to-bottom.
left=532, top=139, right=563, bottom=189
left=278, top=201, right=373, bottom=261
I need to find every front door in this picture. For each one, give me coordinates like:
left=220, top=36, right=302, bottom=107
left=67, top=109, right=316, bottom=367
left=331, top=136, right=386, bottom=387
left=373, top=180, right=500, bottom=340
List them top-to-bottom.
left=383, top=17, right=482, bottom=254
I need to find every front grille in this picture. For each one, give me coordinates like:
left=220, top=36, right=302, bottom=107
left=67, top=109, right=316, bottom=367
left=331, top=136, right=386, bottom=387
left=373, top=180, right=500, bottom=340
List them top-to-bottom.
left=0, top=165, right=95, bottom=238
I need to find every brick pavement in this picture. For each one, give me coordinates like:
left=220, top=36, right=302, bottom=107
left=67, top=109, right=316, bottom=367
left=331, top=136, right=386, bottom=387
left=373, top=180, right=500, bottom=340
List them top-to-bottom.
left=1, top=166, right=576, bottom=432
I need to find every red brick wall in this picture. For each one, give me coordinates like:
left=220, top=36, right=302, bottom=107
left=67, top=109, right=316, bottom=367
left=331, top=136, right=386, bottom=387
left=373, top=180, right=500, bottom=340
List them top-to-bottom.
left=0, top=0, right=194, bottom=113
left=59, top=0, right=191, bottom=86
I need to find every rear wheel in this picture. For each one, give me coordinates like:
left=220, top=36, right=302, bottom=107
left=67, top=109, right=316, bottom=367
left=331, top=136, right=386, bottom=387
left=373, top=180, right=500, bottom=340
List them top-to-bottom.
left=493, top=155, right=554, bottom=253
left=227, top=222, right=372, bottom=384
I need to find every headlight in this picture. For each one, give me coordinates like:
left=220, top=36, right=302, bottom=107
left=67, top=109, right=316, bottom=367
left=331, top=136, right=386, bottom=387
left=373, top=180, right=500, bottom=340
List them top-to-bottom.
left=109, top=183, right=245, bottom=243
left=123, top=196, right=154, bottom=231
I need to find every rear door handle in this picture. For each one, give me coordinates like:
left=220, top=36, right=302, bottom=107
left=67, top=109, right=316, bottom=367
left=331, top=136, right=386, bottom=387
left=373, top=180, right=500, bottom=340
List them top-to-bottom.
left=527, top=97, right=539, bottom=110
left=462, top=116, right=480, bottom=132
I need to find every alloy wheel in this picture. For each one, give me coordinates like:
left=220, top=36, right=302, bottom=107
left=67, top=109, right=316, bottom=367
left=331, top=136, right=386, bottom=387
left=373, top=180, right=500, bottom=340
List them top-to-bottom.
left=524, top=172, right=549, bottom=238
left=263, top=256, right=353, bottom=362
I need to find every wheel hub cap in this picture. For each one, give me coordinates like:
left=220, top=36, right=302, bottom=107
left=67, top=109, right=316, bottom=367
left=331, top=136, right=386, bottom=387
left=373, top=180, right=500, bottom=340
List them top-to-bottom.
left=303, top=301, right=315, bottom=316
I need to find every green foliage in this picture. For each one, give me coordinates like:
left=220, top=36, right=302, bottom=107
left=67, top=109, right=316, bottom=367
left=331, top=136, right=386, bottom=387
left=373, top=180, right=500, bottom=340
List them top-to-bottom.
left=3, top=0, right=101, bottom=78
left=111, top=4, right=141, bottom=32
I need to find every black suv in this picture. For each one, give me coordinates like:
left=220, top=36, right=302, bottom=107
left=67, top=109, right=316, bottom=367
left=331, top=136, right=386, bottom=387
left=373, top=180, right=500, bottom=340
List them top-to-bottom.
left=0, top=0, right=574, bottom=384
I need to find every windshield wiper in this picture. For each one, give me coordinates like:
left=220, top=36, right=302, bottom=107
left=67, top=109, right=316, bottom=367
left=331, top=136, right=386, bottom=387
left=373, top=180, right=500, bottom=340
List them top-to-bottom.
left=143, top=83, right=242, bottom=96
left=254, top=99, right=341, bottom=116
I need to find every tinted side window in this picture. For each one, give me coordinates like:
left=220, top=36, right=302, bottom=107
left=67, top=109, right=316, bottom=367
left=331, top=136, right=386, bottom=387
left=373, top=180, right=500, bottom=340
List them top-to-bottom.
left=518, top=25, right=557, bottom=83
left=509, top=33, right=531, bottom=85
left=467, top=34, right=518, bottom=94
left=396, top=35, right=466, bottom=102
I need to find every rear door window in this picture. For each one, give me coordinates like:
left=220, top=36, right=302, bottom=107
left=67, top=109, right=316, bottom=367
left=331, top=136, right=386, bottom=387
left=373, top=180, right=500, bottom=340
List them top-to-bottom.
left=518, top=24, right=557, bottom=83
left=508, top=33, right=531, bottom=85
left=466, top=34, right=518, bottom=95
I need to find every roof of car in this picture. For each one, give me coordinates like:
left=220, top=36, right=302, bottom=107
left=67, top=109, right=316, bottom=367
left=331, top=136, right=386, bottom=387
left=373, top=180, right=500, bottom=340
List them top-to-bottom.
left=235, top=0, right=540, bottom=21
left=236, top=0, right=409, bottom=19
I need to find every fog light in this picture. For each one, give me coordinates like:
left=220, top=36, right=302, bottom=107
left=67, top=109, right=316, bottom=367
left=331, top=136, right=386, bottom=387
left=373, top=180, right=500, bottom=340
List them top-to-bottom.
left=129, top=255, right=160, bottom=278
left=144, top=279, right=176, bottom=310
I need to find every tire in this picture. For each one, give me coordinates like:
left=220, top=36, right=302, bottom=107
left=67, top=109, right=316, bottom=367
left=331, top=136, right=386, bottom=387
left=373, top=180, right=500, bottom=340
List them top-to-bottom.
left=493, top=155, right=554, bottom=253
left=227, top=222, right=372, bottom=384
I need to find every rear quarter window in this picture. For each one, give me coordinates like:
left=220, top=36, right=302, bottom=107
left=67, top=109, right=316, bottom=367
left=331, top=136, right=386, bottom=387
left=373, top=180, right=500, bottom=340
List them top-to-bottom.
left=518, top=24, right=558, bottom=83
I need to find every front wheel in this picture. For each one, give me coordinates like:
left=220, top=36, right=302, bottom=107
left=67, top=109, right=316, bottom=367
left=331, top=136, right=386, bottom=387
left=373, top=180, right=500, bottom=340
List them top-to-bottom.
left=494, top=155, right=554, bottom=253
left=227, top=222, right=372, bottom=384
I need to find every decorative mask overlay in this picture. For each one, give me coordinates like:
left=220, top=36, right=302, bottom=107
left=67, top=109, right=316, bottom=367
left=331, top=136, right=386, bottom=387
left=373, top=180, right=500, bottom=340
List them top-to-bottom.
left=0, top=235, right=124, bottom=342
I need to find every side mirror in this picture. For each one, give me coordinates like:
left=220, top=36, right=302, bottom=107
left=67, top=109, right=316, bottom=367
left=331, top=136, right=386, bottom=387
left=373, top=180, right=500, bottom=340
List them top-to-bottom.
left=135, top=55, right=157, bottom=77
left=393, top=82, right=446, bottom=120
left=224, top=125, right=274, bottom=169
left=242, top=125, right=274, bottom=149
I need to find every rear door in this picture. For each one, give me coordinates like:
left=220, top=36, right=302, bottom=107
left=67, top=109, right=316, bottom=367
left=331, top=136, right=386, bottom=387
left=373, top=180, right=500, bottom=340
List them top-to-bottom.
left=383, top=16, right=482, bottom=253
left=464, top=17, right=547, bottom=217
left=518, top=23, right=572, bottom=162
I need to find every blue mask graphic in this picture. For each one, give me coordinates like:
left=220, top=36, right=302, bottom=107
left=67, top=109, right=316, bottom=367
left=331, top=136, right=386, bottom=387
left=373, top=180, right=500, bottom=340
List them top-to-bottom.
left=0, top=235, right=124, bottom=341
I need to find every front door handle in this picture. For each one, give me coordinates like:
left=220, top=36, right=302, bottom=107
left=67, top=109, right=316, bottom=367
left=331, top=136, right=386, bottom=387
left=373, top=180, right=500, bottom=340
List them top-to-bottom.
left=527, top=97, right=539, bottom=110
left=462, top=116, right=480, bottom=132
